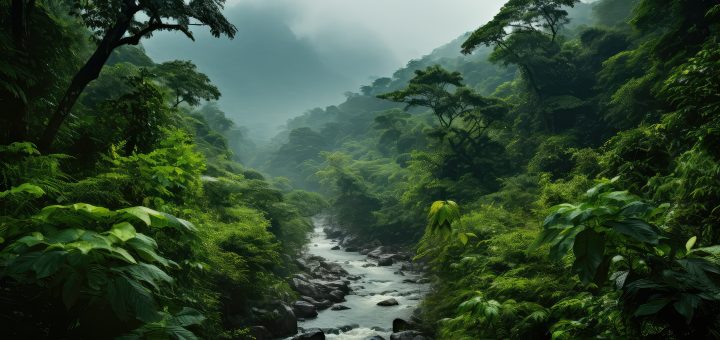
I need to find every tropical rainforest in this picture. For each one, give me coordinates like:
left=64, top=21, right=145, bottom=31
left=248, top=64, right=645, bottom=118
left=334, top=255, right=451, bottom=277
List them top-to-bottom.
left=1, top=0, right=720, bottom=339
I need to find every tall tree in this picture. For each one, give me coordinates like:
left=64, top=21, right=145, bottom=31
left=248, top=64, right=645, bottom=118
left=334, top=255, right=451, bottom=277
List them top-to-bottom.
left=38, top=0, right=237, bottom=151
left=461, top=0, right=580, bottom=95
left=154, top=60, right=220, bottom=108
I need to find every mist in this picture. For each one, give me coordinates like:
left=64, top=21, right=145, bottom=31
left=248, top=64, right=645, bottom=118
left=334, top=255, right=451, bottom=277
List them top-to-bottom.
left=143, top=0, right=505, bottom=139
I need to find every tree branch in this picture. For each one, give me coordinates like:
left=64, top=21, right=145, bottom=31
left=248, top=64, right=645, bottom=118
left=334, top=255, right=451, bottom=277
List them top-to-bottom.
left=115, top=21, right=194, bottom=47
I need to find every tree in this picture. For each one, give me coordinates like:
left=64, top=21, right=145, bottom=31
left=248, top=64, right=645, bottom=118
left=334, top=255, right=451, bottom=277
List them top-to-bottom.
left=38, top=0, right=237, bottom=151
left=461, top=0, right=580, bottom=94
left=154, top=60, right=220, bottom=108
left=378, top=66, right=507, bottom=159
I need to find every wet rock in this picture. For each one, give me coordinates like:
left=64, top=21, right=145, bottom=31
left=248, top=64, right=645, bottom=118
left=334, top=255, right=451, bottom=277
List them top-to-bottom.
left=331, top=245, right=340, bottom=250
left=344, top=246, right=359, bottom=252
left=367, top=246, right=386, bottom=259
left=359, top=248, right=371, bottom=255
left=378, top=254, right=394, bottom=266
left=362, top=263, right=377, bottom=268
left=394, top=270, right=405, bottom=276
left=347, top=275, right=362, bottom=281
left=292, top=278, right=320, bottom=297
left=416, top=278, right=430, bottom=284
left=402, top=279, right=416, bottom=283
left=328, top=289, right=346, bottom=302
left=381, top=290, right=398, bottom=295
left=300, top=296, right=333, bottom=310
left=377, top=298, right=399, bottom=306
left=292, top=300, right=318, bottom=318
left=259, top=303, right=297, bottom=338
left=331, top=304, right=350, bottom=310
left=393, top=318, right=416, bottom=332
left=338, top=323, right=359, bottom=332
left=249, top=326, right=271, bottom=340
left=371, top=326, right=390, bottom=332
left=293, top=328, right=325, bottom=340
left=322, top=328, right=340, bottom=335
left=389, top=331, right=427, bottom=340
left=365, top=336, right=385, bottom=340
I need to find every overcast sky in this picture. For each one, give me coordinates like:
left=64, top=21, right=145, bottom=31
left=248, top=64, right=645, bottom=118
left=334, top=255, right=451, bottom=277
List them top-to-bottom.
left=144, top=0, right=506, bottom=139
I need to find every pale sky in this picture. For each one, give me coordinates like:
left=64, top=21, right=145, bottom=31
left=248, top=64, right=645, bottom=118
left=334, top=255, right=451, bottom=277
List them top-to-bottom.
left=144, top=0, right=506, bottom=138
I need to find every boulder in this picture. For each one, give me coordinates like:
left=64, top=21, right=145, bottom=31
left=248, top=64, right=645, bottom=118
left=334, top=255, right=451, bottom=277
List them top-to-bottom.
left=331, top=245, right=340, bottom=250
left=367, top=246, right=385, bottom=259
left=359, top=248, right=371, bottom=255
left=378, top=254, right=394, bottom=266
left=362, top=263, right=377, bottom=268
left=292, top=278, right=320, bottom=298
left=328, top=290, right=346, bottom=302
left=300, top=296, right=333, bottom=310
left=377, top=298, right=399, bottom=306
left=292, top=300, right=318, bottom=318
left=260, top=303, right=297, bottom=338
left=331, top=304, right=351, bottom=310
left=392, top=318, right=415, bottom=333
left=338, top=323, right=359, bottom=332
left=293, top=328, right=325, bottom=340
left=322, top=328, right=340, bottom=335
left=390, top=331, right=426, bottom=340
left=365, top=336, right=385, bottom=340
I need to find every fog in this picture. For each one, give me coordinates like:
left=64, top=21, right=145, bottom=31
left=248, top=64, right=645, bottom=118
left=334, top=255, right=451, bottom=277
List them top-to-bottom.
left=143, top=0, right=505, bottom=139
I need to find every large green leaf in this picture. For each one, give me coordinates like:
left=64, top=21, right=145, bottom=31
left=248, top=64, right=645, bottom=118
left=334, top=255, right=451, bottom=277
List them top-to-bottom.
left=0, top=183, right=45, bottom=198
left=606, top=219, right=659, bottom=244
left=109, top=222, right=137, bottom=242
left=549, top=225, right=586, bottom=261
left=572, top=229, right=605, bottom=284
left=32, top=250, right=66, bottom=278
left=114, top=263, right=173, bottom=291
left=108, top=275, right=160, bottom=323
left=673, top=293, right=700, bottom=322
left=634, top=298, right=671, bottom=316
left=172, top=307, right=206, bottom=327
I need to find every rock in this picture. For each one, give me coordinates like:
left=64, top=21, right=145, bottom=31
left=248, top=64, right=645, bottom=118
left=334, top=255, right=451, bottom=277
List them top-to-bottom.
left=331, top=245, right=340, bottom=250
left=344, top=246, right=359, bottom=252
left=367, top=246, right=386, bottom=259
left=359, top=248, right=371, bottom=255
left=378, top=255, right=394, bottom=266
left=362, top=263, right=377, bottom=268
left=393, top=270, right=405, bottom=276
left=347, top=275, right=362, bottom=281
left=292, top=278, right=320, bottom=298
left=416, top=278, right=430, bottom=284
left=402, top=279, right=416, bottom=283
left=325, top=280, right=351, bottom=293
left=328, top=290, right=346, bottom=302
left=381, top=290, right=397, bottom=295
left=300, top=296, right=333, bottom=310
left=377, top=298, right=399, bottom=306
left=292, top=301, right=318, bottom=318
left=260, top=303, right=297, bottom=337
left=331, top=304, right=350, bottom=310
left=393, top=318, right=415, bottom=333
left=338, top=323, right=359, bottom=332
left=249, top=326, right=271, bottom=340
left=371, top=326, right=390, bottom=332
left=293, top=328, right=325, bottom=340
left=322, top=328, right=340, bottom=335
left=389, top=331, right=426, bottom=340
left=365, top=336, right=385, bottom=340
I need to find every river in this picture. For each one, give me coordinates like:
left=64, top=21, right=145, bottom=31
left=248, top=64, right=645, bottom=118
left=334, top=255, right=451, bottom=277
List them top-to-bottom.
left=296, top=217, right=430, bottom=339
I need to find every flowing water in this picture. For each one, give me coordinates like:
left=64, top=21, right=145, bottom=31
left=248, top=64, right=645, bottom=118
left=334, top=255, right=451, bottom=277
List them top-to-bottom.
left=297, top=217, right=429, bottom=339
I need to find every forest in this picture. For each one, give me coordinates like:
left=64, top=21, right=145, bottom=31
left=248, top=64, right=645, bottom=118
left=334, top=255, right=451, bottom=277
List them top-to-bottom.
left=1, top=0, right=719, bottom=339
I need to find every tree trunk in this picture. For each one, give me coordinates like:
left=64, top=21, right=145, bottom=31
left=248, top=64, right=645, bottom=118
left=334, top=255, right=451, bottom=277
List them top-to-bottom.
left=37, top=10, right=134, bottom=152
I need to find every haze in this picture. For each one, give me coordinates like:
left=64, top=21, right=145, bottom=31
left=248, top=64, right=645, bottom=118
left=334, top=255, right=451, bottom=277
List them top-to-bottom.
left=143, top=0, right=505, bottom=139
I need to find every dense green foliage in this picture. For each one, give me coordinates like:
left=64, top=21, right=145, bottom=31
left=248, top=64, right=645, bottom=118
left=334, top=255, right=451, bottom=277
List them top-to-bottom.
left=3, top=0, right=720, bottom=339
left=260, top=0, right=720, bottom=338
left=1, top=3, right=322, bottom=338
